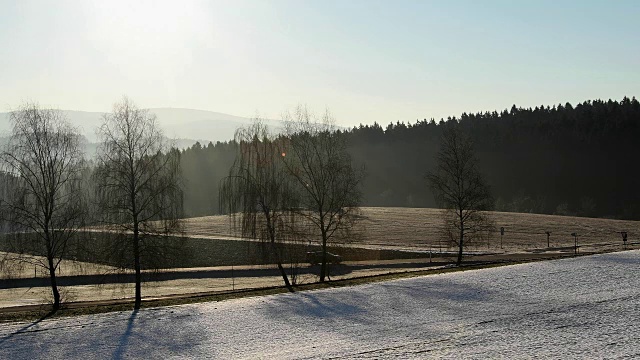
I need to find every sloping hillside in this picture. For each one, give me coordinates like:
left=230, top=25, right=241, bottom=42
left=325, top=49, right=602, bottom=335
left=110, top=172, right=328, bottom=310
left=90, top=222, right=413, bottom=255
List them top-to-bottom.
left=182, top=207, right=640, bottom=251
left=2, top=251, right=638, bottom=358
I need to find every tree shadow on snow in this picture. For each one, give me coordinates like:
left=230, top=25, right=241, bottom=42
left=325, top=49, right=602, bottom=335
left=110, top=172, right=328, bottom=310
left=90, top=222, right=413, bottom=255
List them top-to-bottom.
left=262, top=274, right=506, bottom=332
left=388, top=279, right=497, bottom=304
left=263, top=291, right=373, bottom=326
left=106, top=308, right=207, bottom=360
left=0, top=309, right=57, bottom=347
left=112, top=309, right=138, bottom=360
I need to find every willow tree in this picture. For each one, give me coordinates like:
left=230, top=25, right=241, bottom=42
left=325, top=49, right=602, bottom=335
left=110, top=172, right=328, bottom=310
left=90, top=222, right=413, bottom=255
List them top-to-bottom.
left=94, top=97, right=183, bottom=309
left=0, top=103, right=86, bottom=311
left=283, top=106, right=363, bottom=282
left=220, top=120, right=298, bottom=291
left=427, top=127, right=494, bottom=266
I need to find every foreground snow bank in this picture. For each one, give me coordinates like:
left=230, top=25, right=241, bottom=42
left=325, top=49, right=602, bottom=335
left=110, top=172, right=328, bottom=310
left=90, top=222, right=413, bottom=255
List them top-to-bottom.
left=1, top=251, right=639, bottom=359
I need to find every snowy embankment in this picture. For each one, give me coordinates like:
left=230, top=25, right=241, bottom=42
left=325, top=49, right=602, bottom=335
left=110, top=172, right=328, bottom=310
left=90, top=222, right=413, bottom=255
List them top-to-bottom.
left=1, top=251, right=639, bottom=359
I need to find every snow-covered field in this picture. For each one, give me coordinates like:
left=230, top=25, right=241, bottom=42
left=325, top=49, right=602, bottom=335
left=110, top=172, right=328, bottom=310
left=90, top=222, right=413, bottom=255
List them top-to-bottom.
left=1, top=251, right=638, bottom=359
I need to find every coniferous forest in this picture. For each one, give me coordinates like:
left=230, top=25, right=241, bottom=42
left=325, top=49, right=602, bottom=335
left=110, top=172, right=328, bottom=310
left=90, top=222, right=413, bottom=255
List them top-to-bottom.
left=180, top=97, right=640, bottom=220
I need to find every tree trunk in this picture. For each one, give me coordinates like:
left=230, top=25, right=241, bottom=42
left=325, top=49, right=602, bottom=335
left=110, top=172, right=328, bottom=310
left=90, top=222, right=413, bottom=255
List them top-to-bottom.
left=265, top=211, right=293, bottom=292
left=133, top=224, right=142, bottom=309
left=457, top=226, right=464, bottom=266
left=320, top=229, right=328, bottom=282
left=45, top=236, right=61, bottom=311
left=271, top=242, right=293, bottom=292
left=47, top=256, right=61, bottom=311
left=276, top=262, right=294, bottom=292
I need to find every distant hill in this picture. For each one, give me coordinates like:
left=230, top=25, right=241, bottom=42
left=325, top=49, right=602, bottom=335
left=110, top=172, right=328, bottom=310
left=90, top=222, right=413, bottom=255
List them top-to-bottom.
left=0, top=108, right=282, bottom=145
left=146, top=108, right=283, bottom=145
left=0, top=110, right=106, bottom=141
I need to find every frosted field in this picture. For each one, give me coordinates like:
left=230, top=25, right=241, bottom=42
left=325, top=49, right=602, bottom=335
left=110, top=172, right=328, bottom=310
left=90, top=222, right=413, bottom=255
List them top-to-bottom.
left=1, top=251, right=639, bottom=359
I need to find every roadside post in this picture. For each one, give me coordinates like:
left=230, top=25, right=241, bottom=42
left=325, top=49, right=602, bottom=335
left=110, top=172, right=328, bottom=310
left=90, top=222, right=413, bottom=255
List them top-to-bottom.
left=500, top=227, right=504, bottom=249
left=546, top=231, right=551, bottom=248
left=571, top=232, right=578, bottom=255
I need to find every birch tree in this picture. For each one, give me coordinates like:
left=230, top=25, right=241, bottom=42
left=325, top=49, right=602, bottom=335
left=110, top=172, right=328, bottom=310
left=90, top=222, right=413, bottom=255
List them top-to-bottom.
left=94, top=97, right=182, bottom=309
left=0, top=103, right=85, bottom=311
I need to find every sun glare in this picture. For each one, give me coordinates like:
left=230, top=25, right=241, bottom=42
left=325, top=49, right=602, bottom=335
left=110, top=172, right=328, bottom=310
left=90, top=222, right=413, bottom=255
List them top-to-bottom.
left=87, top=0, right=206, bottom=49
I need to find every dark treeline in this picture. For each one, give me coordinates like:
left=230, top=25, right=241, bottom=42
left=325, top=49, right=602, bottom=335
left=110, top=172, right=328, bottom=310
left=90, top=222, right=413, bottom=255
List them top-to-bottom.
left=181, top=97, right=640, bottom=219
left=181, top=140, right=238, bottom=216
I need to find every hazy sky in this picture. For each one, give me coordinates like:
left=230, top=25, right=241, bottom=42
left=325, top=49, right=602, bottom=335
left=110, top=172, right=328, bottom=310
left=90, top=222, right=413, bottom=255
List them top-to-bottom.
left=1, top=0, right=638, bottom=126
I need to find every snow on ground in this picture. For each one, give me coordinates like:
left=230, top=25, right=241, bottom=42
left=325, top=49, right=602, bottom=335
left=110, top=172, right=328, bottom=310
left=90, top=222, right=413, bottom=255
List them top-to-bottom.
left=1, top=251, right=639, bottom=359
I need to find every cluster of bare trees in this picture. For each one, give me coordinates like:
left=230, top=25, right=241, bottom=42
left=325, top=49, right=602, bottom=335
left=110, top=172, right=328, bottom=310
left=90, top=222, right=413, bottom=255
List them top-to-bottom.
left=0, top=97, right=183, bottom=310
left=0, top=97, right=492, bottom=310
left=221, top=106, right=364, bottom=287
left=220, top=108, right=491, bottom=283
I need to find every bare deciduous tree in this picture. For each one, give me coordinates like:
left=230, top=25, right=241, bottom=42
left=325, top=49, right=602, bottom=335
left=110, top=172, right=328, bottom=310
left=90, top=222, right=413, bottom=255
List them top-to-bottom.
left=94, top=97, right=182, bottom=309
left=0, top=103, right=85, bottom=311
left=283, top=106, right=363, bottom=282
left=220, top=120, right=299, bottom=291
left=427, top=127, right=494, bottom=266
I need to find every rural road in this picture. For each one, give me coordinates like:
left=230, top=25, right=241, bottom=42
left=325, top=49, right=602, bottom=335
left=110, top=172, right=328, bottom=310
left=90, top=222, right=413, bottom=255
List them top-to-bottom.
left=2, top=247, right=613, bottom=290
left=1, top=250, right=638, bottom=359
left=0, top=260, right=447, bottom=289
